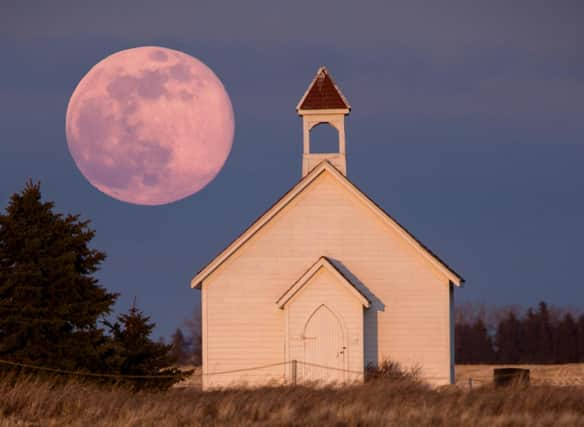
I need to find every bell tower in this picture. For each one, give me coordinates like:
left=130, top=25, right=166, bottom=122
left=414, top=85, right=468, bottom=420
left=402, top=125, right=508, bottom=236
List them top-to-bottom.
left=296, top=67, right=351, bottom=177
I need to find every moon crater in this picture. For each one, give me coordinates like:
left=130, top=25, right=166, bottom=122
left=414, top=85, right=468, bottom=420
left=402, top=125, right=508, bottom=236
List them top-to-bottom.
left=66, top=46, right=234, bottom=205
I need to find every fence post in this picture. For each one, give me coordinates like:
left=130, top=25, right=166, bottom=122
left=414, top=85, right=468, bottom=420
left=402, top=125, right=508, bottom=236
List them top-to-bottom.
left=291, top=359, right=297, bottom=385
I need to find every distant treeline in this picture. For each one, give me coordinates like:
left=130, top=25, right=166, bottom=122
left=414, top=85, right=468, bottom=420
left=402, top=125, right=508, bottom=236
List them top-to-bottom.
left=456, top=301, right=584, bottom=364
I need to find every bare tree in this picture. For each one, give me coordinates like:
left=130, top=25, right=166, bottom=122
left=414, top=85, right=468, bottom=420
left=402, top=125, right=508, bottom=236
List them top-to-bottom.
left=183, top=308, right=202, bottom=366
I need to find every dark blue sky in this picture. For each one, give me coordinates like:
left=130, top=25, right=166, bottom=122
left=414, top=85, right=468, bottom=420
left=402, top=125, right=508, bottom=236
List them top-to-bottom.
left=2, top=2, right=583, bottom=338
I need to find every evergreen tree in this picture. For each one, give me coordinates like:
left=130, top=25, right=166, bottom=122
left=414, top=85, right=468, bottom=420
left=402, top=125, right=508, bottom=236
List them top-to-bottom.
left=0, top=181, right=117, bottom=370
left=535, top=301, right=554, bottom=363
left=104, top=304, right=184, bottom=388
left=184, top=308, right=202, bottom=365
left=520, top=308, right=538, bottom=363
left=495, top=311, right=521, bottom=363
left=555, top=313, right=579, bottom=363
left=578, top=315, right=584, bottom=363
left=454, top=317, right=495, bottom=364
left=469, top=318, right=495, bottom=363
left=454, top=321, right=472, bottom=363
left=170, top=328, right=189, bottom=365
left=190, top=331, right=202, bottom=366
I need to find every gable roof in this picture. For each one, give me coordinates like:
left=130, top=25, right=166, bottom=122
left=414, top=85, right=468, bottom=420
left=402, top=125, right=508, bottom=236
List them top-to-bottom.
left=296, top=67, right=351, bottom=111
left=190, top=161, right=464, bottom=289
left=276, top=256, right=370, bottom=309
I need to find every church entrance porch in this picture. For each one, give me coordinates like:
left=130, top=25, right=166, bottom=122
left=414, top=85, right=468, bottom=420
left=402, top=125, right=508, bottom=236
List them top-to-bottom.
left=276, top=257, right=369, bottom=385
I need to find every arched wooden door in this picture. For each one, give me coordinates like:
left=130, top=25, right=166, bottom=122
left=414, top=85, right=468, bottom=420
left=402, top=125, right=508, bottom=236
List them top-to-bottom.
left=302, top=305, right=345, bottom=384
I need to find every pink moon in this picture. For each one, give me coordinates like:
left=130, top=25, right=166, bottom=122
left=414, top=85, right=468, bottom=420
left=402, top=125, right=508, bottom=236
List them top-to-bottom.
left=65, top=46, right=234, bottom=205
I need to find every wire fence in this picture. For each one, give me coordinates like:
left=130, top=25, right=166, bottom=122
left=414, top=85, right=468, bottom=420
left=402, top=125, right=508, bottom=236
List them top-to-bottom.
left=0, top=358, right=437, bottom=383
left=2, top=358, right=580, bottom=389
left=0, top=359, right=185, bottom=380
left=201, top=360, right=454, bottom=385
left=201, top=360, right=367, bottom=380
left=191, top=361, right=584, bottom=389
left=201, top=361, right=289, bottom=377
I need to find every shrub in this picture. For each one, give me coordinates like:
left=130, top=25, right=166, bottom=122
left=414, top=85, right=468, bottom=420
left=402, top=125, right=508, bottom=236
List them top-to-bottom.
left=365, top=360, right=420, bottom=382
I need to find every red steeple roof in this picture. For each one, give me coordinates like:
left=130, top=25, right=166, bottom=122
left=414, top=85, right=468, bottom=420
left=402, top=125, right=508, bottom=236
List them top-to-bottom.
left=297, top=67, right=350, bottom=111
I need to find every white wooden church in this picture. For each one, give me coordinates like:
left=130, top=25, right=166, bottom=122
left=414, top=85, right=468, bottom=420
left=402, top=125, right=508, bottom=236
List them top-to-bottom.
left=191, top=67, right=464, bottom=389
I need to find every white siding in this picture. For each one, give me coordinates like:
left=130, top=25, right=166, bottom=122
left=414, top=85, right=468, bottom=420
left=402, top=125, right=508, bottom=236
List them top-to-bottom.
left=202, top=172, right=452, bottom=388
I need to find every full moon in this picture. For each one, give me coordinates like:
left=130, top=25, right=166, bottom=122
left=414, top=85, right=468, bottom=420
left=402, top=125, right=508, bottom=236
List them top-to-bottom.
left=65, top=46, right=234, bottom=205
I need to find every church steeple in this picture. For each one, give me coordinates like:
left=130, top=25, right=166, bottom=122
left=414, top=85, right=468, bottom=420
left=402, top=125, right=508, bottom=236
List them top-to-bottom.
left=296, top=67, right=351, bottom=177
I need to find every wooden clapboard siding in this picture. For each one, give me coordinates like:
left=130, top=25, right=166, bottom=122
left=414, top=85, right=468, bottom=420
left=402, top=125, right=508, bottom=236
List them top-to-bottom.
left=202, top=170, right=453, bottom=388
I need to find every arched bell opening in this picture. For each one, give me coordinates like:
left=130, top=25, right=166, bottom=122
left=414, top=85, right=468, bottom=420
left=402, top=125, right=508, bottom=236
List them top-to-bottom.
left=308, top=122, right=340, bottom=154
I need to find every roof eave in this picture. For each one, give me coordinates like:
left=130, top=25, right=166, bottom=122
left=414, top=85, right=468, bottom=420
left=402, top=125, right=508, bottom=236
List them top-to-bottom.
left=296, top=107, right=351, bottom=116
left=189, top=162, right=333, bottom=289
left=275, top=257, right=371, bottom=309
left=452, top=277, right=465, bottom=287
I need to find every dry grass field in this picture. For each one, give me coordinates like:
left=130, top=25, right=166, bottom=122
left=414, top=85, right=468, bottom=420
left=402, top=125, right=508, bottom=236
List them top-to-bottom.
left=457, top=364, right=584, bottom=387
left=3, top=369, right=584, bottom=426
